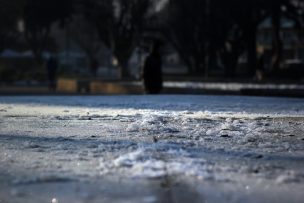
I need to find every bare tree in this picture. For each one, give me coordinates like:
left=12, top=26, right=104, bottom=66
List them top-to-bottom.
left=0, top=0, right=24, bottom=52
left=23, top=0, right=74, bottom=64
left=81, top=0, right=152, bottom=79
left=164, top=0, right=208, bottom=75
left=68, top=15, right=102, bottom=66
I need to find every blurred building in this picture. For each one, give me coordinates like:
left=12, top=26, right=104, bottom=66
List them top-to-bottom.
left=257, top=17, right=304, bottom=69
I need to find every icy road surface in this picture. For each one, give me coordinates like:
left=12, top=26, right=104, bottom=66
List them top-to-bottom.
left=0, top=95, right=304, bottom=203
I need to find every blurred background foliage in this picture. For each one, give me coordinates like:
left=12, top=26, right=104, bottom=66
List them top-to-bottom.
left=0, top=0, right=304, bottom=83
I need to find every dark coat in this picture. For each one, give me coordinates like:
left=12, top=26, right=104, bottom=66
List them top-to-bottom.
left=143, top=52, right=163, bottom=94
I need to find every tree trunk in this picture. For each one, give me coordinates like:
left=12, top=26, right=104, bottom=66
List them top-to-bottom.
left=271, top=7, right=283, bottom=72
left=245, top=25, right=257, bottom=77
left=25, top=27, right=50, bottom=66
left=207, top=44, right=217, bottom=77
left=115, top=48, right=132, bottom=79
left=223, top=49, right=239, bottom=78
left=194, top=59, right=205, bottom=76
left=118, top=60, right=130, bottom=79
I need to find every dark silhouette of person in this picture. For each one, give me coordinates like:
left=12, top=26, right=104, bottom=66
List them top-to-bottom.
left=142, top=41, right=163, bottom=94
left=256, top=51, right=266, bottom=81
left=46, top=56, right=58, bottom=91
left=90, top=58, right=99, bottom=77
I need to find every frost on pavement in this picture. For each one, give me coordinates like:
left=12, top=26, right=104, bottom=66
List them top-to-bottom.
left=0, top=95, right=304, bottom=202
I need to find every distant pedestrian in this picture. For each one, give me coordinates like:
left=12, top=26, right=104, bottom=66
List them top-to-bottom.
left=142, top=41, right=163, bottom=94
left=256, top=51, right=266, bottom=81
left=46, top=56, right=58, bottom=91
left=90, top=58, right=99, bottom=77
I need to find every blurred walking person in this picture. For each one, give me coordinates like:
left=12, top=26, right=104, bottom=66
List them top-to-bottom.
left=142, top=41, right=163, bottom=94
left=46, top=55, right=58, bottom=92
left=90, top=58, right=99, bottom=78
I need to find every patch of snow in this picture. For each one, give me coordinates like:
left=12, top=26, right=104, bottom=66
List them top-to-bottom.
left=0, top=95, right=304, bottom=202
left=126, top=114, right=179, bottom=134
left=276, top=171, right=301, bottom=184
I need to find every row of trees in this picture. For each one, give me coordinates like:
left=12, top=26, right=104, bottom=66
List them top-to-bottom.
left=0, top=0, right=154, bottom=78
left=0, top=0, right=73, bottom=62
left=0, top=0, right=24, bottom=52
left=1, top=0, right=304, bottom=78
left=79, top=0, right=153, bottom=78
left=166, top=0, right=304, bottom=77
